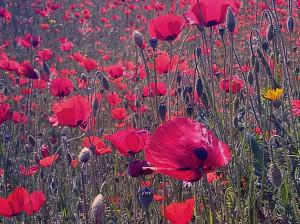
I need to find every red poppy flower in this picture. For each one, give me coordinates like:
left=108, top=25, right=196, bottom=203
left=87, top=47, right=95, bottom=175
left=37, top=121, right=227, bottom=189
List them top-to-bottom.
left=184, top=0, right=230, bottom=27
left=0, top=7, right=11, bottom=22
left=148, top=14, right=185, bottom=41
left=37, top=49, right=53, bottom=61
left=81, top=58, right=98, bottom=72
left=0, top=59, right=19, bottom=71
left=18, top=61, right=39, bottom=79
left=106, top=64, right=123, bottom=79
left=219, top=75, right=243, bottom=94
left=50, top=77, right=74, bottom=97
left=143, top=82, right=167, bottom=97
left=106, top=92, right=122, bottom=107
left=51, top=95, right=92, bottom=127
left=291, top=100, right=300, bottom=117
left=0, top=103, right=11, bottom=124
left=111, top=107, right=127, bottom=120
left=12, top=111, right=28, bottom=124
left=145, top=118, right=231, bottom=182
left=108, top=129, right=149, bottom=156
left=82, top=136, right=112, bottom=156
left=39, top=154, right=59, bottom=167
left=19, top=165, right=39, bottom=176
left=0, top=187, right=46, bottom=217
left=162, top=198, right=194, bottom=224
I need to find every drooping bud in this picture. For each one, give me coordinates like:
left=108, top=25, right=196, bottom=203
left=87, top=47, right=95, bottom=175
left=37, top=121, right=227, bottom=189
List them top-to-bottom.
left=226, top=7, right=236, bottom=33
left=287, top=16, right=294, bottom=33
left=133, top=30, right=144, bottom=48
left=78, top=147, right=91, bottom=163
left=268, top=163, right=283, bottom=189
left=138, top=187, right=153, bottom=209
left=91, top=194, right=105, bottom=224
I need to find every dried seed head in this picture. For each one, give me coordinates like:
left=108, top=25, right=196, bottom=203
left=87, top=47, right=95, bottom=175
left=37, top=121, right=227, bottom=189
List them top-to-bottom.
left=226, top=7, right=236, bottom=33
left=287, top=16, right=294, bottom=33
left=266, top=24, right=274, bottom=42
left=133, top=30, right=144, bottom=48
left=78, top=147, right=91, bottom=163
left=268, top=163, right=283, bottom=189
left=91, top=194, right=105, bottom=224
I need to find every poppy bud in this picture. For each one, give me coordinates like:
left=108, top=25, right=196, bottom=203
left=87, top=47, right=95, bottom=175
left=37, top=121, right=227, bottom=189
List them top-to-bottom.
left=226, top=7, right=236, bottom=33
left=287, top=16, right=294, bottom=33
left=266, top=24, right=274, bottom=42
left=218, top=27, right=225, bottom=37
left=133, top=30, right=144, bottom=48
left=149, top=38, right=158, bottom=50
left=262, top=41, right=268, bottom=52
left=253, top=58, right=260, bottom=74
left=43, top=61, right=50, bottom=75
left=247, top=71, right=254, bottom=85
left=80, top=73, right=88, bottom=82
left=101, top=75, right=110, bottom=91
left=196, top=78, right=204, bottom=97
left=92, top=98, right=99, bottom=112
left=158, top=103, right=167, bottom=120
left=186, top=104, right=193, bottom=116
left=28, top=135, right=36, bottom=147
left=78, top=147, right=91, bottom=163
left=34, top=152, right=40, bottom=164
left=127, top=160, right=153, bottom=177
left=268, top=163, right=283, bottom=189
left=138, top=187, right=153, bottom=209
left=91, top=194, right=105, bottom=224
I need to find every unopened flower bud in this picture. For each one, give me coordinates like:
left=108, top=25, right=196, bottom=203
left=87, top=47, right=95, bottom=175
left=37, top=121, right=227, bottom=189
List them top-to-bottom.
left=226, top=7, right=236, bottom=33
left=287, top=16, right=294, bottom=33
left=266, top=24, right=274, bottom=42
left=133, top=31, right=144, bottom=48
left=149, top=38, right=157, bottom=50
left=78, top=147, right=91, bottom=163
left=127, top=160, right=153, bottom=177
left=268, top=163, right=283, bottom=189
left=91, top=194, right=105, bottom=224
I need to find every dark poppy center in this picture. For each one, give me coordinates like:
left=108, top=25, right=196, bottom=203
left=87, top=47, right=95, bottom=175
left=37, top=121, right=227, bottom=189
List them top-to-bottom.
left=206, top=20, right=218, bottom=27
left=194, top=148, right=208, bottom=161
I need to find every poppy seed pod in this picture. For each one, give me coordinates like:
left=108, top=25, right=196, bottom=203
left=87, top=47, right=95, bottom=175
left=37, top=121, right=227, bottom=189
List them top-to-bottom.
left=226, top=7, right=236, bottom=33
left=287, top=16, right=294, bottom=33
left=266, top=24, right=274, bottom=42
left=133, top=30, right=144, bottom=48
left=149, top=38, right=158, bottom=50
left=158, top=103, right=167, bottom=120
left=78, top=147, right=91, bottom=163
left=268, top=163, right=283, bottom=189
left=138, top=187, right=153, bottom=209
left=91, top=194, right=105, bottom=224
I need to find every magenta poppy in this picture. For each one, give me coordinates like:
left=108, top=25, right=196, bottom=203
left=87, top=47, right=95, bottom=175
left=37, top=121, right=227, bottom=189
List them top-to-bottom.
left=184, top=0, right=230, bottom=27
left=148, top=14, right=185, bottom=41
left=106, top=64, right=124, bottom=79
left=219, top=75, right=243, bottom=94
left=50, top=77, right=74, bottom=97
left=51, top=95, right=92, bottom=127
left=0, top=103, right=11, bottom=124
left=145, top=118, right=231, bottom=182
left=109, top=129, right=149, bottom=156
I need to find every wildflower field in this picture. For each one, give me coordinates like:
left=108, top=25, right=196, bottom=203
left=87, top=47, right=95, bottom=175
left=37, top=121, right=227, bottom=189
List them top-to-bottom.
left=0, top=0, right=300, bottom=223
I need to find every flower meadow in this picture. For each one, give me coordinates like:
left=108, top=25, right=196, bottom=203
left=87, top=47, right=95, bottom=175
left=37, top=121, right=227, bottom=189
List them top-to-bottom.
left=0, top=0, right=300, bottom=223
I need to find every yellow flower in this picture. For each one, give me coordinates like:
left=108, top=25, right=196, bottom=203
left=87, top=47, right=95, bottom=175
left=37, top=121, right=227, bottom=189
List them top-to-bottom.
left=262, top=88, right=284, bottom=101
